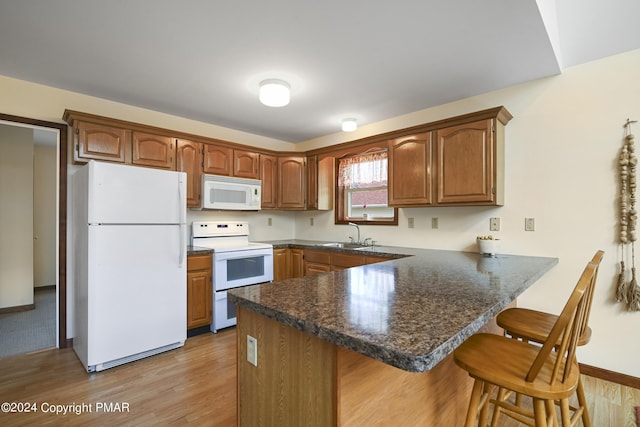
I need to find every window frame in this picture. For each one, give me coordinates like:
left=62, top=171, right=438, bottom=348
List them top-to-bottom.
left=334, top=149, right=398, bottom=226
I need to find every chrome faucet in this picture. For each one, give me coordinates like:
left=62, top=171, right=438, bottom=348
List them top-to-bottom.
left=348, top=222, right=361, bottom=244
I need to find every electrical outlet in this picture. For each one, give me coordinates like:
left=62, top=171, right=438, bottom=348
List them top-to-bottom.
left=310, top=217, right=314, bottom=226
left=408, top=217, right=414, bottom=229
left=431, top=217, right=439, bottom=229
left=490, top=217, right=501, bottom=232
left=525, top=217, right=535, bottom=231
left=267, top=218, right=272, bottom=226
left=247, top=335, right=258, bottom=366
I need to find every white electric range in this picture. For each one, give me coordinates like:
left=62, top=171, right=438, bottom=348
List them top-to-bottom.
left=192, top=221, right=273, bottom=332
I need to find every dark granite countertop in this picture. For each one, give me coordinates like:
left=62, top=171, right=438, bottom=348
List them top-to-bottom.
left=228, top=241, right=558, bottom=373
left=187, top=245, right=213, bottom=256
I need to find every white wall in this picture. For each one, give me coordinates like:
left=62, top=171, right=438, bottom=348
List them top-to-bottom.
left=1, top=49, right=639, bottom=376
left=295, top=49, right=640, bottom=377
left=0, top=125, right=34, bottom=308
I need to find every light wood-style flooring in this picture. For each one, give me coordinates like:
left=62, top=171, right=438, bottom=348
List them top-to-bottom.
left=0, top=329, right=638, bottom=426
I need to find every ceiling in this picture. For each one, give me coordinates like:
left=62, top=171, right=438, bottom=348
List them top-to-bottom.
left=1, top=0, right=639, bottom=143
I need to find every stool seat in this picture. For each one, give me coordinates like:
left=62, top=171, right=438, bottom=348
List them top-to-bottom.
left=497, top=307, right=592, bottom=346
left=454, top=333, right=581, bottom=400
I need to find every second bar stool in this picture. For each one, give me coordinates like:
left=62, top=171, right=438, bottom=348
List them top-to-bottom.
left=495, top=250, right=604, bottom=426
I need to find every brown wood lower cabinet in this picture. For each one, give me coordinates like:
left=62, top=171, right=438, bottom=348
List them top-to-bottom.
left=273, top=248, right=305, bottom=281
left=302, top=249, right=394, bottom=275
left=187, top=254, right=212, bottom=329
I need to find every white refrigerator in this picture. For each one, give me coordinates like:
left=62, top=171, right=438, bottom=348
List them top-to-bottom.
left=72, top=161, right=187, bottom=372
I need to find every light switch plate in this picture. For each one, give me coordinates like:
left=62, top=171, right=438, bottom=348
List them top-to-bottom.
left=525, top=217, right=535, bottom=231
left=247, top=335, right=258, bottom=366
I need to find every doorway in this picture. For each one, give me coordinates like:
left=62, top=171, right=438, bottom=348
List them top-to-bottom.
left=0, top=113, right=67, bottom=353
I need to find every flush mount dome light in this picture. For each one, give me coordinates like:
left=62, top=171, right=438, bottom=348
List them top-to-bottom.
left=259, top=79, right=290, bottom=107
left=341, top=118, right=357, bottom=132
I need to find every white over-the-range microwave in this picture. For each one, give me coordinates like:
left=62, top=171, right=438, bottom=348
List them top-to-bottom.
left=199, top=174, right=262, bottom=210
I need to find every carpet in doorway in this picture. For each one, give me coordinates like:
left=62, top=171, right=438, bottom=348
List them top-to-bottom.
left=0, top=289, right=56, bottom=359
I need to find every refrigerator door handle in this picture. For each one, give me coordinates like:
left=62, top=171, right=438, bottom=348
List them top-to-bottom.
left=178, top=177, right=186, bottom=267
left=179, top=224, right=186, bottom=267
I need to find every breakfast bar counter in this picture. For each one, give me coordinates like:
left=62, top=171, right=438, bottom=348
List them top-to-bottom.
left=228, top=245, right=557, bottom=426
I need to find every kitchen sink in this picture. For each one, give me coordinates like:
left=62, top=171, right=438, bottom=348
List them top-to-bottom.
left=319, top=242, right=370, bottom=250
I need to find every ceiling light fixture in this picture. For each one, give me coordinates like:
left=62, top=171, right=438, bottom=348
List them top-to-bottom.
left=259, top=79, right=290, bottom=107
left=341, top=118, right=358, bottom=132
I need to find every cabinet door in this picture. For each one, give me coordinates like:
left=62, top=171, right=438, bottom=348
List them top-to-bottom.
left=435, top=119, right=495, bottom=204
left=74, top=121, right=130, bottom=163
left=132, top=132, right=175, bottom=169
left=388, top=133, right=432, bottom=206
left=176, top=139, right=203, bottom=208
left=203, top=144, right=233, bottom=175
left=233, top=150, right=260, bottom=179
left=260, top=154, right=278, bottom=209
left=277, top=156, right=306, bottom=209
left=273, top=248, right=291, bottom=281
left=291, top=249, right=304, bottom=278
left=187, top=269, right=212, bottom=328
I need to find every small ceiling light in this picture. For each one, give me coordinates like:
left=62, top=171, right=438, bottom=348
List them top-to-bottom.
left=259, top=79, right=290, bottom=107
left=341, top=118, right=358, bottom=132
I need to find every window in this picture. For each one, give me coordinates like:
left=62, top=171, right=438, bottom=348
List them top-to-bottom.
left=335, top=150, right=397, bottom=225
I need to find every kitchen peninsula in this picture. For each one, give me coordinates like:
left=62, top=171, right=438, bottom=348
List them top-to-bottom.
left=228, top=244, right=557, bottom=426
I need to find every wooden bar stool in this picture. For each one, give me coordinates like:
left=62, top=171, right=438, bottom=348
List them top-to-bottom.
left=495, top=250, right=603, bottom=426
left=454, top=259, right=599, bottom=427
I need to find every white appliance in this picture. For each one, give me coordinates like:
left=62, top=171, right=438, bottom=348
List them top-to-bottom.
left=72, top=161, right=187, bottom=372
left=200, top=174, right=262, bottom=211
left=191, top=221, right=273, bottom=332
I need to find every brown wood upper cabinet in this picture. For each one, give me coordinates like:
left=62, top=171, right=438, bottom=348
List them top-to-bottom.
left=388, top=107, right=510, bottom=207
left=435, top=119, right=500, bottom=205
left=73, top=121, right=130, bottom=164
left=132, top=132, right=175, bottom=169
left=388, top=133, right=432, bottom=206
left=176, top=139, right=203, bottom=208
left=203, top=144, right=233, bottom=175
left=203, top=145, right=260, bottom=179
left=233, top=150, right=260, bottom=179
left=260, top=154, right=278, bottom=209
left=307, top=155, right=334, bottom=211
left=277, top=156, right=306, bottom=209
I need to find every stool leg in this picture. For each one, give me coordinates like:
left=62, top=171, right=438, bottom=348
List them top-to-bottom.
left=576, top=376, right=592, bottom=427
left=465, top=379, right=485, bottom=427
left=478, top=382, right=493, bottom=426
left=490, top=387, right=508, bottom=427
left=533, top=398, right=548, bottom=427
left=558, top=398, right=572, bottom=427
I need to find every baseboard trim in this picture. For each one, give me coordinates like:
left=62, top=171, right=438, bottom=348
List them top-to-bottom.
left=34, top=285, right=56, bottom=292
left=0, top=303, right=35, bottom=314
left=580, top=363, right=640, bottom=389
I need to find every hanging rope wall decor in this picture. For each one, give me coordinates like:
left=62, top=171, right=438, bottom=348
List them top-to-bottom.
left=618, top=118, right=640, bottom=311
